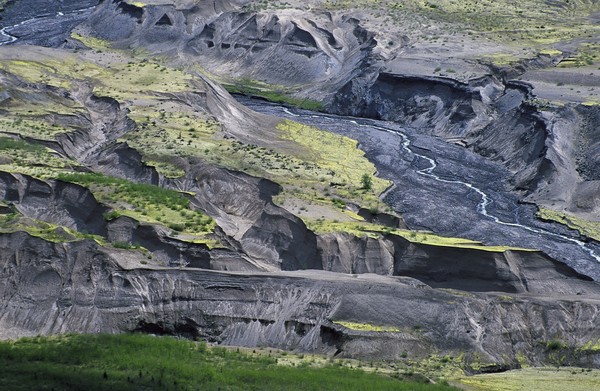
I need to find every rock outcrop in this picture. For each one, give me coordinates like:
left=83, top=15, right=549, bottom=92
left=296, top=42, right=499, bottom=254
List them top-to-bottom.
left=0, top=171, right=109, bottom=236
left=318, top=232, right=595, bottom=295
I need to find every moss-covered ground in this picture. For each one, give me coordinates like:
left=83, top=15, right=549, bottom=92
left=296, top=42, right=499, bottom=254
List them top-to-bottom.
left=224, top=78, right=324, bottom=111
left=0, top=137, right=77, bottom=174
left=0, top=138, right=216, bottom=247
left=57, top=172, right=216, bottom=241
left=537, top=207, right=600, bottom=242
left=0, top=211, right=104, bottom=244
left=308, top=219, right=533, bottom=252
left=333, top=320, right=402, bottom=333
left=0, top=333, right=459, bottom=391
left=461, top=367, right=600, bottom=391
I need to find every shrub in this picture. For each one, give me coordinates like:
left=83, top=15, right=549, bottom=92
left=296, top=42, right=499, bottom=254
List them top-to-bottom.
left=360, top=174, right=373, bottom=191
left=546, top=339, right=566, bottom=351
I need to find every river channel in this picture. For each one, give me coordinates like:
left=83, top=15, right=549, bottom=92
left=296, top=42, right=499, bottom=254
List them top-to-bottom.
left=240, top=97, right=600, bottom=280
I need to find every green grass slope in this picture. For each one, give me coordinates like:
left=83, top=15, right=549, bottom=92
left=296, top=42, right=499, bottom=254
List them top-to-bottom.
left=0, top=334, right=458, bottom=391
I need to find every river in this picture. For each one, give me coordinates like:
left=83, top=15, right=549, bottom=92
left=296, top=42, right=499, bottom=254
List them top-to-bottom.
left=0, top=0, right=98, bottom=46
left=240, top=97, right=600, bottom=280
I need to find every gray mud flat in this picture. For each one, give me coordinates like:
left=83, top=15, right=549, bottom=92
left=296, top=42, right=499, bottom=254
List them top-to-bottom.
left=0, top=0, right=99, bottom=46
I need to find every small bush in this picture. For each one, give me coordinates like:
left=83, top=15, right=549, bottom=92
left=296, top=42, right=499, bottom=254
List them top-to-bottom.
left=360, top=173, right=373, bottom=191
left=103, top=210, right=121, bottom=221
left=112, top=241, right=135, bottom=249
left=546, top=339, right=566, bottom=351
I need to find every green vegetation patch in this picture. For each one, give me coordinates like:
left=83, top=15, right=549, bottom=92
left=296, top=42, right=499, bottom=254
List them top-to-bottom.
left=71, top=33, right=112, bottom=51
left=0, top=38, right=391, bottom=221
left=558, top=43, right=600, bottom=68
left=479, top=53, right=522, bottom=67
left=0, top=60, right=73, bottom=89
left=224, top=78, right=324, bottom=111
left=123, top=104, right=221, bottom=178
left=126, top=105, right=390, bottom=212
left=0, top=116, right=74, bottom=141
left=275, top=120, right=390, bottom=211
left=0, top=136, right=79, bottom=177
left=0, top=137, right=44, bottom=153
left=57, top=172, right=216, bottom=239
left=537, top=207, right=600, bottom=242
left=0, top=211, right=103, bottom=244
left=307, top=219, right=532, bottom=252
left=333, top=321, right=401, bottom=333
left=0, top=333, right=459, bottom=391
left=580, top=339, right=600, bottom=352
left=459, top=367, right=600, bottom=391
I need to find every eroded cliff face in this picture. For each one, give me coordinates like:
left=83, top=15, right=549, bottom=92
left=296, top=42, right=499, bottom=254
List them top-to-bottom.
left=85, top=0, right=377, bottom=99
left=331, top=74, right=558, bottom=195
left=1, top=231, right=600, bottom=367
left=318, top=232, right=594, bottom=295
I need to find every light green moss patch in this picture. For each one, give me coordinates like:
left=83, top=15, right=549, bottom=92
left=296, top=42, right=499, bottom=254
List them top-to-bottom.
left=71, top=32, right=112, bottom=51
left=558, top=43, right=600, bottom=68
left=540, top=49, right=563, bottom=56
left=480, top=53, right=522, bottom=66
left=93, top=59, right=193, bottom=98
left=0, top=60, right=73, bottom=89
left=582, top=101, right=600, bottom=107
left=0, top=117, right=74, bottom=141
left=277, top=120, right=391, bottom=210
left=537, top=207, right=600, bottom=242
left=0, top=212, right=104, bottom=244
left=307, top=219, right=533, bottom=252
left=333, top=321, right=401, bottom=333
left=580, top=339, right=600, bottom=352
left=459, top=367, right=600, bottom=391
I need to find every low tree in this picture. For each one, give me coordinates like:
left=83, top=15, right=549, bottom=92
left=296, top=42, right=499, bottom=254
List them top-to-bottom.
left=360, top=173, right=372, bottom=190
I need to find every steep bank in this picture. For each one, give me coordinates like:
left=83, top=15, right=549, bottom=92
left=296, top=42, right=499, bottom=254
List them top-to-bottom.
left=2, top=231, right=600, bottom=369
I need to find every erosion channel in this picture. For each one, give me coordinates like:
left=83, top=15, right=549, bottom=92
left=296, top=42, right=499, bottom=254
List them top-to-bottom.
left=242, top=97, right=600, bottom=280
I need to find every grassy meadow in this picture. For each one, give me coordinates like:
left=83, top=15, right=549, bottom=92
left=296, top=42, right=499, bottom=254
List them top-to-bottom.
left=0, top=333, right=459, bottom=391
